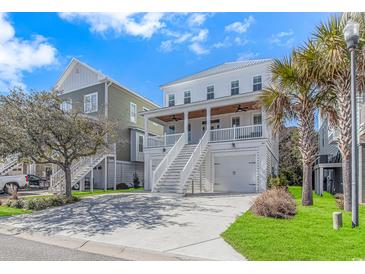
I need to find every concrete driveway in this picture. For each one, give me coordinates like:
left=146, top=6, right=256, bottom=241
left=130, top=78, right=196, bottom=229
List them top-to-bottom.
left=0, top=193, right=255, bottom=260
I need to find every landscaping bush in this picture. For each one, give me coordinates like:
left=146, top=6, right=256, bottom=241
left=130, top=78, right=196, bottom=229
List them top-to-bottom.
left=133, top=173, right=140, bottom=188
left=267, top=175, right=289, bottom=189
left=116, top=183, right=129, bottom=190
left=251, top=187, right=296, bottom=219
left=334, top=193, right=344, bottom=210
left=5, top=195, right=80, bottom=211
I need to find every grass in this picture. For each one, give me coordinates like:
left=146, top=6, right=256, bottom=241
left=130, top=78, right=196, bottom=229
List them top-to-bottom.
left=222, top=186, right=365, bottom=261
left=0, top=205, right=31, bottom=217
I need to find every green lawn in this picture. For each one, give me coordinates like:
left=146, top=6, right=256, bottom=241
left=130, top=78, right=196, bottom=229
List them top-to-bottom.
left=222, top=186, right=365, bottom=260
left=72, top=187, right=144, bottom=198
left=0, top=205, right=31, bottom=217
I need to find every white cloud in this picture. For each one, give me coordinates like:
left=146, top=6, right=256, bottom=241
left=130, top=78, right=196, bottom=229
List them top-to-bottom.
left=59, top=12, right=165, bottom=39
left=0, top=13, right=57, bottom=91
left=188, top=13, right=207, bottom=27
left=225, top=16, right=255, bottom=34
left=191, top=29, right=209, bottom=42
left=269, top=29, right=295, bottom=47
left=234, top=37, right=249, bottom=46
left=159, top=40, right=173, bottom=52
left=189, top=42, right=210, bottom=55
left=237, top=51, right=259, bottom=61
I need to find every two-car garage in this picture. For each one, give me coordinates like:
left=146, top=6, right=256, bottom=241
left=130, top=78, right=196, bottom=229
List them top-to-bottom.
left=213, top=153, right=257, bottom=193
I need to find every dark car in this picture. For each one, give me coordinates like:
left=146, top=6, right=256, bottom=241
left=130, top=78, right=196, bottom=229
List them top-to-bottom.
left=26, top=174, right=49, bottom=189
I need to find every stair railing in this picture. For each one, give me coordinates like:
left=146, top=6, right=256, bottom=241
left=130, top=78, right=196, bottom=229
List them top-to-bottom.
left=179, top=130, right=209, bottom=191
left=152, top=132, right=186, bottom=192
left=0, top=154, right=19, bottom=175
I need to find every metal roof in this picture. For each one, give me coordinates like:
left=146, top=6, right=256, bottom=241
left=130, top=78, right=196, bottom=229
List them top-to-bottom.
left=161, top=59, right=273, bottom=88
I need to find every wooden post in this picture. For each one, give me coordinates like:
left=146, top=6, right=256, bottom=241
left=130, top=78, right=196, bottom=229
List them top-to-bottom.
left=114, top=156, right=117, bottom=190
left=104, top=157, right=108, bottom=191
left=90, top=169, right=94, bottom=192
left=333, top=212, right=343, bottom=230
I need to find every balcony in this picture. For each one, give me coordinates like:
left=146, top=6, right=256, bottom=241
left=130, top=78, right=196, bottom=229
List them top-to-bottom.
left=145, top=125, right=263, bottom=149
left=328, top=128, right=340, bottom=144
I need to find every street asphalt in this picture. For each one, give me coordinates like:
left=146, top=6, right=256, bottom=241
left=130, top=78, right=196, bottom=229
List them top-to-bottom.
left=0, top=233, right=120, bottom=261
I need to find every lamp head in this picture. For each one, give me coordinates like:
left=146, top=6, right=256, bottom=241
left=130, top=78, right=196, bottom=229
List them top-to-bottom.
left=343, top=20, right=360, bottom=49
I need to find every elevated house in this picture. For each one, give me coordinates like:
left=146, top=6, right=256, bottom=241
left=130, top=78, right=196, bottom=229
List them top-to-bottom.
left=1, top=58, right=162, bottom=191
left=141, top=59, right=279, bottom=195
left=315, top=99, right=365, bottom=203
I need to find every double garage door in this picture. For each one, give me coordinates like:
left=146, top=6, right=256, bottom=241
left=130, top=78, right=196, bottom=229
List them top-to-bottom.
left=214, top=153, right=257, bottom=193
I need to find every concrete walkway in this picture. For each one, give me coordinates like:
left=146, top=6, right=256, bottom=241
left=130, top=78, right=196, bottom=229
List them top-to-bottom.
left=0, top=192, right=256, bottom=260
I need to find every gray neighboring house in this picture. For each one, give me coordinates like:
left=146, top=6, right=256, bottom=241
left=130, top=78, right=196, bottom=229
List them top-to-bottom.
left=48, top=58, right=162, bottom=190
left=315, top=101, right=365, bottom=203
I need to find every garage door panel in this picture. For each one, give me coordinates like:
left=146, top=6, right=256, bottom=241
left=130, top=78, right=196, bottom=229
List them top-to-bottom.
left=214, top=154, right=256, bottom=193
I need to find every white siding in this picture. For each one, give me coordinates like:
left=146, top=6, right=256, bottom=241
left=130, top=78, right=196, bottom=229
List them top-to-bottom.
left=162, top=62, right=271, bottom=107
left=60, top=63, right=100, bottom=92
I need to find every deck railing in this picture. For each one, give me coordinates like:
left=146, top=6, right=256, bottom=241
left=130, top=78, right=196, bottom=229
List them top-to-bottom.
left=210, top=125, right=263, bottom=142
left=146, top=133, right=183, bottom=148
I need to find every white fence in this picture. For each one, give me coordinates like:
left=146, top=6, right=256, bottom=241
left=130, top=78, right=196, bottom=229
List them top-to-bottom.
left=146, top=133, right=183, bottom=148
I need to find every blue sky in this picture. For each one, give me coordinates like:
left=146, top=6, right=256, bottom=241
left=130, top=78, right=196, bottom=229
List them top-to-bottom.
left=0, top=12, right=333, bottom=105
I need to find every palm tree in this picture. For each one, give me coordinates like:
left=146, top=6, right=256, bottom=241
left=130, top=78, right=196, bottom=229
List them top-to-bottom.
left=307, top=15, right=365, bottom=211
left=260, top=54, right=319, bottom=206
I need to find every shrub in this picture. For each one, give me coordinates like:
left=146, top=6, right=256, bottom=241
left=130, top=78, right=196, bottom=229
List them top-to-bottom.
left=133, top=173, right=140, bottom=188
left=267, top=175, right=289, bottom=189
left=116, top=183, right=129, bottom=190
left=251, top=188, right=296, bottom=219
left=334, top=193, right=344, bottom=210
left=25, top=198, right=48, bottom=210
left=6, top=199, right=26, bottom=209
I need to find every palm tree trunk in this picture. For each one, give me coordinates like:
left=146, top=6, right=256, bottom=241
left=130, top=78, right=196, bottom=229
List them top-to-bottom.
left=342, top=157, right=351, bottom=211
left=302, top=163, right=313, bottom=205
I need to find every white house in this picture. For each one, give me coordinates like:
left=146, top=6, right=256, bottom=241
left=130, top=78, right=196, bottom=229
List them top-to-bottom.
left=141, top=59, right=279, bottom=195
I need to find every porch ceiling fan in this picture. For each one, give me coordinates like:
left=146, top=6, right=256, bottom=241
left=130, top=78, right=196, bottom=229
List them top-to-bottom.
left=235, top=104, right=248, bottom=113
left=171, top=115, right=179, bottom=121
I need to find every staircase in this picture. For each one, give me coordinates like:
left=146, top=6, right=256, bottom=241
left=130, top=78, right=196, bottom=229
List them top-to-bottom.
left=153, top=131, right=210, bottom=195
left=50, top=145, right=116, bottom=193
left=0, top=154, right=19, bottom=176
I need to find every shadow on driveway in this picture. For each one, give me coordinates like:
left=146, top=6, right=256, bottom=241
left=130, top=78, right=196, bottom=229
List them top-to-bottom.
left=1, top=193, right=224, bottom=236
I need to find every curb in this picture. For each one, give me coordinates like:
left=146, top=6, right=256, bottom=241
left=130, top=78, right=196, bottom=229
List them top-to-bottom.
left=0, top=225, right=207, bottom=261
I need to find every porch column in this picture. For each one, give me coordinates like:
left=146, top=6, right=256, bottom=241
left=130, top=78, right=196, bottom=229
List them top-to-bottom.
left=206, top=107, right=211, bottom=135
left=261, top=107, right=267, bottom=138
left=184, top=111, right=189, bottom=143
left=144, top=116, right=149, bottom=145
left=113, top=155, right=117, bottom=190
left=104, top=158, right=108, bottom=190
left=319, top=166, right=324, bottom=196
left=90, top=168, right=94, bottom=192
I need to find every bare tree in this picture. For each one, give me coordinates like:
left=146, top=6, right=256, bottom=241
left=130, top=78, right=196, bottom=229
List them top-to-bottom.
left=0, top=88, right=113, bottom=198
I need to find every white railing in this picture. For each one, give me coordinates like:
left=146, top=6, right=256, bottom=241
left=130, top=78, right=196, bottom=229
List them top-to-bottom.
left=210, top=125, right=263, bottom=142
left=179, top=130, right=209, bottom=191
left=152, top=132, right=186, bottom=191
left=146, top=133, right=183, bottom=148
left=50, top=144, right=116, bottom=191
left=136, top=152, right=144, bottom=162
left=0, top=154, right=19, bottom=175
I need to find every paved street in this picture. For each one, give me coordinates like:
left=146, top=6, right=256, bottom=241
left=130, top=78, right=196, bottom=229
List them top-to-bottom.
left=0, top=192, right=255, bottom=260
left=0, top=233, right=119, bottom=261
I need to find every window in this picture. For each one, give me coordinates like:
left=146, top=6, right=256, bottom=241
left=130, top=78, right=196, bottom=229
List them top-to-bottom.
left=253, top=76, right=262, bottom=91
left=231, top=80, right=239, bottom=95
left=207, top=85, right=214, bottom=100
left=184, top=91, right=191, bottom=104
left=84, top=92, right=98, bottom=113
left=168, top=94, right=175, bottom=107
left=60, top=99, right=72, bottom=112
left=130, top=102, right=137, bottom=123
left=253, top=114, right=262, bottom=125
left=232, top=117, right=240, bottom=127
left=167, top=125, right=175, bottom=134
left=138, top=135, right=144, bottom=152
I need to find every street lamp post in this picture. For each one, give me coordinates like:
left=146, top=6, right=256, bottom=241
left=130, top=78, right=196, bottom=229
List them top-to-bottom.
left=343, top=20, right=360, bottom=228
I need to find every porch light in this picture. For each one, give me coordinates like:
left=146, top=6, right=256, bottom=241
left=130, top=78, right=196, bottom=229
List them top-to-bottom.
left=343, top=20, right=359, bottom=49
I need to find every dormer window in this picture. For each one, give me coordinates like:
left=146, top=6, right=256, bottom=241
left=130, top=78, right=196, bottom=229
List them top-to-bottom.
left=253, top=75, right=262, bottom=91
left=231, top=80, right=239, bottom=95
left=207, top=85, right=214, bottom=100
left=168, top=94, right=175, bottom=107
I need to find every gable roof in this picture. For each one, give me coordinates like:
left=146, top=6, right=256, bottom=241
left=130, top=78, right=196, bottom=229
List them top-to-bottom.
left=54, top=58, right=160, bottom=108
left=161, top=59, right=273, bottom=88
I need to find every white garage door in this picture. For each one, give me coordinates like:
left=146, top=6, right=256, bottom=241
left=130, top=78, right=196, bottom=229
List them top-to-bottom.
left=214, top=154, right=257, bottom=193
